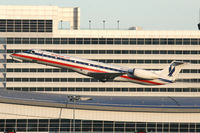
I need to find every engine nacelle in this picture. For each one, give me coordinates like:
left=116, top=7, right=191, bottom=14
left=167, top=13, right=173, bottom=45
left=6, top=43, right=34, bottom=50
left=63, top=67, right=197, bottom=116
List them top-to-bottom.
left=128, top=69, right=159, bottom=80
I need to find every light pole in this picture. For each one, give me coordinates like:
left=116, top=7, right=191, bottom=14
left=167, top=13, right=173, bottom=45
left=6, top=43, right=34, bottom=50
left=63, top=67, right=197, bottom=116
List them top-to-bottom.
left=60, top=20, right=63, bottom=30
left=89, top=20, right=91, bottom=29
left=103, top=20, right=105, bottom=30
left=117, top=20, right=120, bottom=30
left=68, top=95, right=92, bottom=133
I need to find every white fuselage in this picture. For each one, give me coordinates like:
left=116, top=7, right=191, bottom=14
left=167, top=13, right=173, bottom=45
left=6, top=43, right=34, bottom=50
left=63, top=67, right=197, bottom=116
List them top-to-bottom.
left=11, top=50, right=172, bottom=85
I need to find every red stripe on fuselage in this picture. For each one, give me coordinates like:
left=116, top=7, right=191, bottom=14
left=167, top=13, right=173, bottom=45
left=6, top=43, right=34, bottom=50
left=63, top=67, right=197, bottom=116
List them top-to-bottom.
left=12, top=53, right=164, bottom=85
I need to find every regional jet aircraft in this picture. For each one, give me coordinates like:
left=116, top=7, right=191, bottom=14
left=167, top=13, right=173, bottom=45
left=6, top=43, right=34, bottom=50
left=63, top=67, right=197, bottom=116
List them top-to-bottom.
left=10, top=49, right=186, bottom=86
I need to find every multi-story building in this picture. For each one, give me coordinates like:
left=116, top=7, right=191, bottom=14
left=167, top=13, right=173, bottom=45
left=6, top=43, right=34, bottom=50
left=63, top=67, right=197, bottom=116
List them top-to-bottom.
left=0, top=5, right=200, bottom=132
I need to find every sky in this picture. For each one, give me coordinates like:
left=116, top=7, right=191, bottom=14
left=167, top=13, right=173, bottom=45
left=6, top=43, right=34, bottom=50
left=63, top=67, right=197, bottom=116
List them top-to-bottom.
left=0, top=0, right=199, bottom=30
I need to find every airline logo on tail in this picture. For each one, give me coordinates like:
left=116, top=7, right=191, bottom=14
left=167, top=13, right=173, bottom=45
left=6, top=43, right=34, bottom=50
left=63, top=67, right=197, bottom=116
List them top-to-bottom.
left=168, top=64, right=175, bottom=77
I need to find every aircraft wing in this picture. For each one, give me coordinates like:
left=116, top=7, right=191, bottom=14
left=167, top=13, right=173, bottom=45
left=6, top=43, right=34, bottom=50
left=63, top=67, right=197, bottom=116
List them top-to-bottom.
left=88, top=72, right=125, bottom=82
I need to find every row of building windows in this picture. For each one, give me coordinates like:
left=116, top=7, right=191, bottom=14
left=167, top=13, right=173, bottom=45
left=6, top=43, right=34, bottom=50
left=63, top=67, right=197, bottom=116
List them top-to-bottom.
left=0, top=19, right=52, bottom=32
left=6, top=37, right=200, bottom=45
left=7, top=49, right=200, bottom=55
left=7, top=59, right=199, bottom=64
left=6, top=68, right=200, bottom=74
left=6, top=68, right=72, bottom=73
left=6, top=78, right=200, bottom=83
left=6, top=87, right=200, bottom=92
left=0, top=119, right=199, bottom=132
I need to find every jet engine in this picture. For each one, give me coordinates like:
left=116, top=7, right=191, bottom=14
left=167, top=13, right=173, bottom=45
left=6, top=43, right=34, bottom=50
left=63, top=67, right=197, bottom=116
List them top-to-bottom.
left=127, top=69, right=159, bottom=80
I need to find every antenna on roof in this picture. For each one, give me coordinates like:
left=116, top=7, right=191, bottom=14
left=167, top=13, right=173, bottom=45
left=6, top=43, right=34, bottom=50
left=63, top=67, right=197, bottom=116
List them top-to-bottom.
left=198, top=8, right=200, bottom=30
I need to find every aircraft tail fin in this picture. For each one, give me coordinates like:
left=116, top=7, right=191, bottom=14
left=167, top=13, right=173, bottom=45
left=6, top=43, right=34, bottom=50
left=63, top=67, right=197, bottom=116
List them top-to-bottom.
left=160, top=61, right=187, bottom=81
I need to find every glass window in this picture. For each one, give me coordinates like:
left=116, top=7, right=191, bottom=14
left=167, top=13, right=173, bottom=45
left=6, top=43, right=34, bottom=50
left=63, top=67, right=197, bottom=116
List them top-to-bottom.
left=7, top=38, right=14, bottom=44
left=14, top=38, right=22, bottom=44
left=22, top=38, right=29, bottom=44
left=30, top=38, right=37, bottom=44
left=46, top=38, right=52, bottom=44
left=53, top=38, right=60, bottom=44
left=61, top=38, right=68, bottom=44
left=69, top=38, right=75, bottom=44
left=76, top=38, right=83, bottom=44
left=84, top=38, right=90, bottom=44
left=91, top=38, right=98, bottom=44
left=99, top=38, right=106, bottom=44
left=107, top=38, right=113, bottom=44
left=114, top=38, right=121, bottom=44
left=122, top=38, right=129, bottom=44
left=130, top=38, right=136, bottom=44
left=137, top=38, right=144, bottom=45
left=145, top=38, right=152, bottom=44
left=153, top=38, right=159, bottom=44
left=160, top=39, right=167, bottom=45
left=168, top=39, right=175, bottom=45
left=176, top=39, right=182, bottom=45
left=183, top=39, right=190, bottom=45
left=191, top=39, right=198, bottom=45
left=69, top=50, right=75, bottom=54
left=76, top=50, right=83, bottom=54
left=84, top=50, right=90, bottom=54
left=91, top=50, right=98, bottom=54
left=107, top=50, right=113, bottom=54
left=114, top=50, right=121, bottom=54
left=122, top=50, right=129, bottom=54
left=130, top=50, right=136, bottom=54
left=137, top=50, right=144, bottom=54
left=145, top=50, right=151, bottom=54
left=153, top=50, right=159, bottom=54
left=160, top=50, right=167, bottom=54
left=168, top=50, right=174, bottom=54
left=183, top=51, right=190, bottom=54
left=191, top=51, right=198, bottom=54
left=114, top=60, right=121, bottom=63
left=130, top=60, right=136, bottom=63
left=145, top=60, right=151, bottom=64
left=160, top=60, right=167, bottom=64
left=14, top=69, right=21, bottom=72
left=22, top=69, right=29, bottom=72
left=30, top=69, right=36, bottom=72
left=38, top=69, right=44, bottom=72
left=30, top=78, right=36, bottom=82
left=38, top=78, right=44, bottom=82
left=45, top=78, right=52, bottom=82
left=53, top=78, right=59, bottom=82
left=61, top=78, right=67, bottom=82
left=68, top=78, right=75, bottom=82
left=30, top=88, right=36, bottom=91
left=37, top=88, right=44, bottom=91
left=17, top=119, right=27, bottom=131
left=39, top=119, right=48, bottom=132
left=50, top=119, right=59, bottom=132
left=93, top=121, right=103, bottom=132
left=104, top=121, right=113, bottom=132
left=115, top=122, right=124, bottom=132
left=170, top=123, right=178, bottom=132
left=180, top=123, right=188, bottom=132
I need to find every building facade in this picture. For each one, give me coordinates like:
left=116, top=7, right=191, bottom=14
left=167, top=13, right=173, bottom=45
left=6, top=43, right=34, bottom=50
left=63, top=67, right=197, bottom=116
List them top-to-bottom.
left=0, top=5, right=200, bottom=132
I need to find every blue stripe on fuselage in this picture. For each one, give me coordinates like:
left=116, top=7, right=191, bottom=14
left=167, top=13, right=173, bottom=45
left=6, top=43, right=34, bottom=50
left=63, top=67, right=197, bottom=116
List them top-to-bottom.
left=158, top=78, right=173, bottom=83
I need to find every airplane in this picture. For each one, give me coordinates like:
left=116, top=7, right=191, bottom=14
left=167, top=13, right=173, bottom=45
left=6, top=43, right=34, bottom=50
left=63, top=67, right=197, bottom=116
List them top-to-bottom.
left=10, top=49, right=186, bottom=86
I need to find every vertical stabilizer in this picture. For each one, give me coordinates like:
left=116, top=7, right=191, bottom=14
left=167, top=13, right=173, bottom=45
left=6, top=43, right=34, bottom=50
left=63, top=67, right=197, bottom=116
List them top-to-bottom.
left=160, top=61, right=186, bottom=81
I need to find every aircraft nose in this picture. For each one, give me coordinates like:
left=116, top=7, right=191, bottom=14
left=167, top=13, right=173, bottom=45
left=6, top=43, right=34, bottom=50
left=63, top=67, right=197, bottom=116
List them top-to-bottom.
left=10, top=53, right=17, bottom=58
